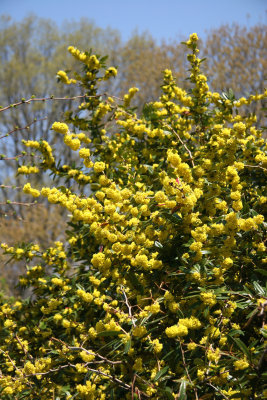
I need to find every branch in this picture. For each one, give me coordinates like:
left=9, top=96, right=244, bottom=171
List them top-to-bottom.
left=0, top=94, right=93, bottom=114
left=0, top=117, right=47, bottom=140
left=165, top=123, right=195, bottom=167
left=243, top=164, right=267, bottom=172
left=0, top=185, right=22, bottom=190
left=0, top=201, right=39, bottom=207
left=121, top=287, right=136, bottom=327
left=15, top=334, right=34, bottom=361
left=50, top=337, right=122, bottom=365
left=179, top=340, right=198, bottom=400
left=207, top=383, right=229, bottom=399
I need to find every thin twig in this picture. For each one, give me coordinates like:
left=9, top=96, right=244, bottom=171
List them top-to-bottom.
left=0, top=94, right=93, bottom=113
left=0, top=117, right=48, bottom=140
left=165, top=123, right=195, bottom=167
left=0, top=153, right=41, bottom=161
left=243, top=164, right=267, bottom=171
left=0, top=185, right=22, bottom=190
left=0, top=201, right=39, bottom=207
left=121, top=287, right=136, bottom=327
left=15, top=334, right=34, bottom=360
left=51, top=337, right=122, bottom=365
left=179, top=340, right=198, bottom=400
left=68, top=346, right=122, bottom=365
left=0, top=349, right=19, bottom=373
left=84, top=367, right=131, bottom=390
left=131, top=374, right=136, bottom=400
left=207, top=383, right=229, bottom=399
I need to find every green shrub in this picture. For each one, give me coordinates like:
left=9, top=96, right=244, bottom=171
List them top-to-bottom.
left=1, top=33, right=267, bottom=399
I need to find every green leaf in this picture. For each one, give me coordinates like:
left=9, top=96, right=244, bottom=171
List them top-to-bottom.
left=143, top=164, right=154, bottom=174
left=171, top=213, right=183, bottom=222
left=201, top=250, right=212, bottom=255
left=254, top=269, right=267, bottom=277
left=127, top=271, right=144, bottom=295
left=253, top=281, right=265, bottom=295
left=246, top=308, right=258, bottom=320
left=39, top=321, right=47, bottom=330
left=260, top=328, right=267, bottom=338
left=229, top=329, right=245, bottom=337
left=97, top=330, right=120, bottom=337
left=228, top=335, right=250, bottom=358
left=124, top=339, right=131, bottom=353
left=162, top=349, right=175, bottom=361
left=154, top=365, right=169, bottom=381
left=178, top=379, right=188, bottom=400
left=59, top=386, right=70, bottom=394
left=162, top=387, right=175, bottom=400
left=230, top=394, right=246, bottom=399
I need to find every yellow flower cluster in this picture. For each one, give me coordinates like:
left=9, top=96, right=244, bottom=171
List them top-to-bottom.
left=68, top=46, right=100, bottom=69
left=103, top=67, right=117, bottom=80
left=57, top=70, right=76, bottom=85
left=123, top=87, right=139, bottom=107
left=51, top=121, right=69, bottom=134
left=17, top=165, right=39, bottom=174
left=23, top=183, right=40, bottom=197
left=234, top=358, right=249, bottom=370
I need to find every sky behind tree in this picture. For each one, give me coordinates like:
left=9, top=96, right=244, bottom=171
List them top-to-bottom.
left=1, top=0, right=266, bottom=42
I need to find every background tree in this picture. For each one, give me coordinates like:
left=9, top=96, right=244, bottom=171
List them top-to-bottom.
left=203, top=24, right=267, bottom=127
left=116, top=32, right=187, bottom=107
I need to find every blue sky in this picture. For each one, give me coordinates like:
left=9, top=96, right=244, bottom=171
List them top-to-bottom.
left=1, top=0, right=266, bottom=42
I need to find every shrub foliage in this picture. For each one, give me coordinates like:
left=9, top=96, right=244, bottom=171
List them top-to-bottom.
left=0, top=34, right=267, bottom=399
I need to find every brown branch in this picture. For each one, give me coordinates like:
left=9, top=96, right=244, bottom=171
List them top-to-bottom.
left=0, top=94, right=93, bottom=114
left=0, top=117, right=48, bottom=140
left=165, top=123, right=195, bottom=167
left=0, top=153, right=41, bottom=161
left=243, top=164, right=267, bottom=171
left=0, top=185, right=22, bottom=190
left=0, top=201, right=39, bottom=207
left=121, top=286, right=136, bottom=327
left=15, top=334, right=34, bottom=361
left=50, top=337, right=122, bottom=365
left=179, top=340, right=198, bottom=400
left=0, top=349, right=19, bottom=373
left=81, top=367, right=131, bottom=390
left=131, top=374, right=137, bottom=400
left=207, top=383, right=229, bottom=399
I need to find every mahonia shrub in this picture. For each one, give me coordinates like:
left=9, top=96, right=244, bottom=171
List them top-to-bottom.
left=1, top=34, right=267, bottom=399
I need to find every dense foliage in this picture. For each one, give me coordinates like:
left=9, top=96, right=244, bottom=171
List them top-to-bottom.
left=1, top=18, right=266, bottom=297
left=0, top=34, right=267, bottom=399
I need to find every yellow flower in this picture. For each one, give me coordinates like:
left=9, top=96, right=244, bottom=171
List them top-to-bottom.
left=103, top=67, right=117, bottom=79
left=52, top=121, right=69, bottom=134
left=64, top=135, right=80, bottom=151
left=79, top=148, right=91, bottom=158
left=94, top=161, right=106, bottom=173
left=23, top=183, right=40, bottom=197
left=201, top=291, right=217, bottom=306
left=53, top=313, right=63, bottom=322
left=165, top=324, right=188, bottom=338
left=132, top=326, right=147, bottom=338
left=152, top=339, right=163, bottom=353
left=187, top=342, right=197, bottom=350
left=207, top=347, right=221, bottom=362
left=80, top=350, right=95, bottom=362
left=133, top=357, right=143, bottom=372
left=234, top=358, right=249, bottom=370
